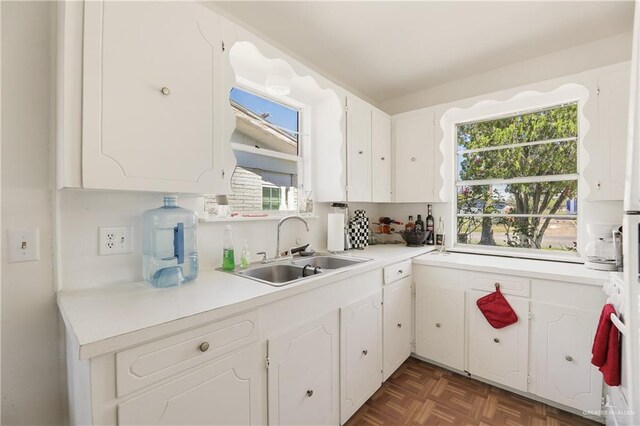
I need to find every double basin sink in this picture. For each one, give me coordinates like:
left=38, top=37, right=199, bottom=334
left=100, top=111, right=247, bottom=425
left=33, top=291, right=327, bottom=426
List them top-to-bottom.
left=233, top=254, right=371, bottom=287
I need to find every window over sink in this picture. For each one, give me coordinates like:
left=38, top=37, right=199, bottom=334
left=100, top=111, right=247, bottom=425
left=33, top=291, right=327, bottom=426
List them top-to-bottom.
left=205, top=86, right=302, bottom=214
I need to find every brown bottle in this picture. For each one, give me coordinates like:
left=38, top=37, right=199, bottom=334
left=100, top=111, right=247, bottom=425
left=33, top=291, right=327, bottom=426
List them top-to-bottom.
left=405, top=216, right=415, bottom=232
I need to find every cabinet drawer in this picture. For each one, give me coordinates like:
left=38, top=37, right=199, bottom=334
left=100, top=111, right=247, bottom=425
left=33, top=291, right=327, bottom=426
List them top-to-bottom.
left=384, top=260, right=411, bottom=284
left=469, top=272, right=530, bottom=297
left=116, top=310, right=259, bottom=396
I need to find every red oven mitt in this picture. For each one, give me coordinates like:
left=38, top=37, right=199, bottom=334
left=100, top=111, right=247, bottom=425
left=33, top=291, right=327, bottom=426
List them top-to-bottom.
left=476, top=287, right=518, bottom=329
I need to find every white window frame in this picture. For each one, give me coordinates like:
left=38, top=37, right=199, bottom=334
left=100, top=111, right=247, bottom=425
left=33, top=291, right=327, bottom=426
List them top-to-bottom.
left=228, top=78, right=311, bottom=215
left=440, top=83, right=590, bottom=261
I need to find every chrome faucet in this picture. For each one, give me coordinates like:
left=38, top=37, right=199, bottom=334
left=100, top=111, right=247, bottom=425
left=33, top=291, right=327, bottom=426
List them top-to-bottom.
left=276, top=215, right=310, bottom=259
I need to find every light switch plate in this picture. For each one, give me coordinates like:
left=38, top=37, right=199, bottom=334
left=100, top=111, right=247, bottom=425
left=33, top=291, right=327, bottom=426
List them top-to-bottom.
left=99, top=226, right=133, bottom=255
left=8, top=228, right=40, bottom=263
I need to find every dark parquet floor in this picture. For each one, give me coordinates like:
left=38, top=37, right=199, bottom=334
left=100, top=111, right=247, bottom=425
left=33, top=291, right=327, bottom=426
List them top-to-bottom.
left=345, top=357, right=600, bottom=426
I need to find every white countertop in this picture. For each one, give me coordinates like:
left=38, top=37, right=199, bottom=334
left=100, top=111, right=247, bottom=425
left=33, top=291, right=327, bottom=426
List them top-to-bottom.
left=58, top=245, right=435, bottom=360
left=412, top=251, right=610, bottom=286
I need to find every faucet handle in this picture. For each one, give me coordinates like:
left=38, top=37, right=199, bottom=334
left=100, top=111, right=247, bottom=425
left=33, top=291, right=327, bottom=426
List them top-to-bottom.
left=257, top=251, right=268, bottom=263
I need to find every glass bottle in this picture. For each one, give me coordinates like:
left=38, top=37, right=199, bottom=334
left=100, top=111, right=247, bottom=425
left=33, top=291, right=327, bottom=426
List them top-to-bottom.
left=142, top=196, right=198, bottom=288
left=426, top=204, right=435, bottom=245
left=415, top=215, right=424, bottom=232
left=405, top=216, right=415, bottom=232
left=436, top=217, right=444, bottom=245
left=222, top=225, right=235, bottom=271
left=240, top=240, right=251, bottom=269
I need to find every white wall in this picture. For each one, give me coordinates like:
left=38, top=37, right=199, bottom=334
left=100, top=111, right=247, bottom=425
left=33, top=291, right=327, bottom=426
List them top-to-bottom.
left=1, top=2, right=65, bottom=424
left=381, top=31, right=633, bottom=115
left=58, top=192, right=379, bottom=291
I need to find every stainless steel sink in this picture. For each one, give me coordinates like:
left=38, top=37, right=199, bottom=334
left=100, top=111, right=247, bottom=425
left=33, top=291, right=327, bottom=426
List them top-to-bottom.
left=232, top=254, right=371, bottom=287
left=291, top=255, right=368, bottom=270
left=237, top=264, right=311, bottom=287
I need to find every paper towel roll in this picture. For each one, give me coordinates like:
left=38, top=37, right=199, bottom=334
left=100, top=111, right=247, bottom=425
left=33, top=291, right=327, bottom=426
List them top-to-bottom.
left=327, top=213, right=345, bottom=252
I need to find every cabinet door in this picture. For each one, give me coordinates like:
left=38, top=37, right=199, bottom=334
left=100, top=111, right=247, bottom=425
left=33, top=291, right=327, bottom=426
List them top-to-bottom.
left=82, top=1, right=228, bottom=193
left=595, top=66, right=630, bottom=201
left=346, top=96, right=372, bottom=202
left=372, top=109, right=392, bottom=202
left=393, top=110, right=435, bottom=202
left=383, top=277, right=413, bottom=381
left=415, top=284, right=465, bottom=371
left=340, top=291, right=383, bottom=423
left=468, top=291, right=529, bottom=392
left=532, top=303, right=602, bottom=412
left=268, top=310, right=339, bottom=426
left=117, top=345, right=265, bottom=425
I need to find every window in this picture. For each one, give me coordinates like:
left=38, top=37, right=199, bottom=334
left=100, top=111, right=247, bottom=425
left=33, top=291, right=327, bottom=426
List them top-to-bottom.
left=215, top=87, right=301, bottom=213
left=455, top=102, right=578, bottom=254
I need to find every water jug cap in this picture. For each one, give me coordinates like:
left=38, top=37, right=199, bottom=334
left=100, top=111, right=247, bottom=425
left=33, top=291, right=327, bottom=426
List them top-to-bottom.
left=164, top=195, right=178, bottom=206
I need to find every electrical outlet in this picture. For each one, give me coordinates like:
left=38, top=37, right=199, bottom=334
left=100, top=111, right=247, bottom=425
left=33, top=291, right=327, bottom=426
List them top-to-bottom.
left=99, top=226, right=133, bottom=255
left=8, top=228, right=40, bottom=262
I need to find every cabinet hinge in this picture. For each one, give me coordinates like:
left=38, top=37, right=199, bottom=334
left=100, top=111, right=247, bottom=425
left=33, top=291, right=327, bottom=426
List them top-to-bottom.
left=222, top=41, right=225, bottom=52
left=596, top=86, right=601, bottom=96
left=412, top=286, right=417, bottom=297
left=381, top=300, right=384, bottom=306
left=528, top=311, right=533, bottom=320
left=411, top=339, right=416, bottom=351
left=265, top=357, right=270, bottom=370
left=527, top=375, right=531, bottom=384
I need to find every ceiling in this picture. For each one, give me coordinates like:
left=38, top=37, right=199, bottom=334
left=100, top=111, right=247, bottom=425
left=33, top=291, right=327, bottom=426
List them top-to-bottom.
left=212, top=1, right=634, bottom=103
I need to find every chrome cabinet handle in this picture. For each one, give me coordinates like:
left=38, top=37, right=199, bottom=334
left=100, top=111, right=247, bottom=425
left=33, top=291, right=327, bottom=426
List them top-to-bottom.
left=160, top=87, right=170, bottom=95
left=358, top=150, right=364, bottom=155
left=381, top=156, right=386, bottom=160
left=411, top=157, right=416, bottom=162
left=397, top=323, right=402, bottom=328
left=435, top=323, right=441, bottom=328
left=493, top=338, right=500, bottom=343
left=199, top=342, right=210, bottom=352
left=362, top=349, right=368, bottom=356
left=565, top=355, right=573, bottom=362
left=306, top=389, right=314, bottom=397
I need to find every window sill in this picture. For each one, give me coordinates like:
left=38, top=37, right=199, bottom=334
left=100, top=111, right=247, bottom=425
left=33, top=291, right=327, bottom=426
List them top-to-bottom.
left=199, top=213, right=319, bottom=224
left=448, top=245, right=583, bottom=264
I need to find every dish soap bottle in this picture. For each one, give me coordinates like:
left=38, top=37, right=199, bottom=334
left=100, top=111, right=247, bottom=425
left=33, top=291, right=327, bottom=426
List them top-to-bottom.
left=142, top=195, right=198, bottom=288
left=222, top=225, right=235, bottom=271
left=240, top=240, right=251, bottom=269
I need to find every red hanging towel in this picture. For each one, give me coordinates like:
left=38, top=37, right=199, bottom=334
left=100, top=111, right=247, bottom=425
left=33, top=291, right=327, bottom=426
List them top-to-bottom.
left=476, top=286, right=518, bottom=329
left=591, top=304, right=621, bottom=386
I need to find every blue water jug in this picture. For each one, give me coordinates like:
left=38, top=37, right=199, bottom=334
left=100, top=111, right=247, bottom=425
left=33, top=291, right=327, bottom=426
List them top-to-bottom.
left=142, top=196, right=198, bottom=287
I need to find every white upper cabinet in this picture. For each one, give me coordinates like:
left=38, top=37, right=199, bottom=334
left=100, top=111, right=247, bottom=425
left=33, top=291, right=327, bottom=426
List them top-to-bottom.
left=59, top=1, right=233, bottom=194
left=593, top=63, right=630, bottom=201
left=345, top=96, right=392, bottom=203
left=346, top=96, right=373, bottom=202
left=372, top=109, right=392, bottom=202
left=393, top=109, right=437, bottom=202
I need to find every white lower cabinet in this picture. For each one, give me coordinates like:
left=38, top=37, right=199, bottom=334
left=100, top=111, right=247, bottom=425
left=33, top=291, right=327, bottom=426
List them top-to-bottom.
left=382, top=276, right=413, bottom=380
left=415, top=283, right=465, bottom=371
left=468, top=290, right=530, bottom=392
left=340, top=291, right=383, bottom=423
left=532, top=302, right=602, bottom=412
left=267, top=310, right=340, bottom=426
left=117, top=344, right=264, bottom=425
